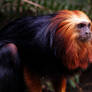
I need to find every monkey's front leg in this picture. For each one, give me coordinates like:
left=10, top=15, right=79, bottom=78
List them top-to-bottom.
left=24, top=67, right=42, bottom=92
left=52, top=76, right=67, bottom=92
left=61, top=77, right=66, bottom=92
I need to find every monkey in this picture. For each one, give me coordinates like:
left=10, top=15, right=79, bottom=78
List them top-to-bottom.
left=0, top=10, right=92, bottom=92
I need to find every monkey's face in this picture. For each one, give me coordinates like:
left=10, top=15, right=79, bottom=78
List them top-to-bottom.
left=76, top=22, right=92, bottom=42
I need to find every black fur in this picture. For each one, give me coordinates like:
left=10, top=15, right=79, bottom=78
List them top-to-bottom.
left=0, top=14, right=80, bottom=92
left=0, top=15, right=61, bottom=74
left=0, top=15, right=60, bottom=92
left=0, top=44, right=24, bottom=92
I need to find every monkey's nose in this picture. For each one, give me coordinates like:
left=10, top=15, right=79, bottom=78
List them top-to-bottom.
left=85, top=32, right=91, bottom=36
left=85, top=32, right=92, bottom=40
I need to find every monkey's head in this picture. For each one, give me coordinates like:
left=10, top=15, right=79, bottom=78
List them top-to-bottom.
left=53, top=10, right=92, bottom=70
left=55, top=10, right=92, bottom=43
left=70, top=11, right=92, bottom=43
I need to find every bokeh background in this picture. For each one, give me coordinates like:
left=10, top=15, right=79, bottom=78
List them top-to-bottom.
left=0, top=0, right=92, bottom=92
left=0, top=0, right=92, bottom=28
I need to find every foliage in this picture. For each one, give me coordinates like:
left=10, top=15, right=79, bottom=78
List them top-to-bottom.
left=0, top=0, right=92, bottom=28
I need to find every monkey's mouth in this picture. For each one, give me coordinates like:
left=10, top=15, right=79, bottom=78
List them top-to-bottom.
left=78, top=34, right=92, bottom=42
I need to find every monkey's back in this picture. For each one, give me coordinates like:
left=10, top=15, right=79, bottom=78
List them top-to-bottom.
left=0, top=16, right=65, bottom=76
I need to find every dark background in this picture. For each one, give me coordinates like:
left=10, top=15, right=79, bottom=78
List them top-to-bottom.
left=0, top=0, right=92, bottom=92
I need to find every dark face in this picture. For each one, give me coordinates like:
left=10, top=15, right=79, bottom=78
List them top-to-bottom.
left=77, top=22, right=92, bottom=42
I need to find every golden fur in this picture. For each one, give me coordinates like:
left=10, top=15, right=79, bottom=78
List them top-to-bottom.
left=53, top=10, right=92, bottom=70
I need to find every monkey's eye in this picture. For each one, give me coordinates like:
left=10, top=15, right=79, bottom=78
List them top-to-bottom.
left=77, top=23, right=86, bottom=28
left=88, top=23, right=91, bottom=28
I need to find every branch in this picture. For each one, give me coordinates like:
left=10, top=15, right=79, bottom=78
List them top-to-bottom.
left=23, top=0, right=49, bottom=10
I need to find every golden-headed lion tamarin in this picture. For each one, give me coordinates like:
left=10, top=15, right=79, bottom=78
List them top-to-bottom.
left=0, top=10, right=92, bottom=92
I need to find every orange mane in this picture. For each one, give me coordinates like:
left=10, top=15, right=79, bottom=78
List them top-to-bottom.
left=52, top=10, right=92, bottom=70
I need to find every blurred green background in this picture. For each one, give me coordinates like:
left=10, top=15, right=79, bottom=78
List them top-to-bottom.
left=0, top=0, right=92, bottom=28
left=1, top=0, right=92, bottom=92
